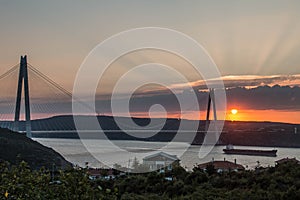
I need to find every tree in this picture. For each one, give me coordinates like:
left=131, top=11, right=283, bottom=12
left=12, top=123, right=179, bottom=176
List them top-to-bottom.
left=205, top=163, right=216, bottom=175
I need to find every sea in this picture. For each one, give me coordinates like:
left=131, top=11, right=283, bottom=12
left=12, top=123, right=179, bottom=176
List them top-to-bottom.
left=34, top=138, right=300, bottom=171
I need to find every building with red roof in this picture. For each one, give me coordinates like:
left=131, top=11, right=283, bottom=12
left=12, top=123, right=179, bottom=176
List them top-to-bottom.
left=197, top=159, right=245, bottom=173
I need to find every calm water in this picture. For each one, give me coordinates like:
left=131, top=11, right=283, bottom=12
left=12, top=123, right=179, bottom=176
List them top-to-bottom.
left=34, top=138, right=300, bottom=170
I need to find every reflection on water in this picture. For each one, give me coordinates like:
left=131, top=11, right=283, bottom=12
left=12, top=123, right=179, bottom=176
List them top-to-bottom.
left=34, top=138, right=300, bottom=170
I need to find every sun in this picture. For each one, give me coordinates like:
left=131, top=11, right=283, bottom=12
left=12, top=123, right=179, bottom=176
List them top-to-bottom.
left=231, top=109, right=238, bottom=115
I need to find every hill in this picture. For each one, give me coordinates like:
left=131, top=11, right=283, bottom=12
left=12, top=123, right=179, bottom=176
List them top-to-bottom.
left=1, top=115, right=300, bottom=147
left=0, top=128, right=72, bottom=169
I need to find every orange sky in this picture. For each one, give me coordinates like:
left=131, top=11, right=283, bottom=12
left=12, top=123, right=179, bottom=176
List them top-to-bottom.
left=127, top=109, right=300, bottom=124
left=227, top=109, right=300, bottom=124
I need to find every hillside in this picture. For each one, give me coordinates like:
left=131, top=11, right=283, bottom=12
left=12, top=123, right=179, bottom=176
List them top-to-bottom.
left=1, top=115, right=300, bottom=147
left=0, top=128, right=72, bottom=169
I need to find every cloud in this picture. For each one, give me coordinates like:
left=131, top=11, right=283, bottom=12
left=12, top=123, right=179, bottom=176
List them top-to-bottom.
left=167, top=74, right=300, bottom=92
left=221, top=74, right=300, bottom=88
left=83, top=75, right=300, bottom=117
left=92, top=84, right=300, bottom=116
left=226, top=85, right=300, bottom=110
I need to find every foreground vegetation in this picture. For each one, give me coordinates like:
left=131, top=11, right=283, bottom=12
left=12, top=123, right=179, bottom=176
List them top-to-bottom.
left=1, top=161, right=300, bottom=200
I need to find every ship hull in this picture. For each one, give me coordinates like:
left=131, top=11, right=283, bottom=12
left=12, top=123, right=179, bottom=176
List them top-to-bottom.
left=223, top=149, right=277, bottom=157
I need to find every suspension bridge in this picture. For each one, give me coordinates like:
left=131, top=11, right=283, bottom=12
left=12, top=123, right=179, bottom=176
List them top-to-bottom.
left=0, top=56, right=218, bottom=141
left=0, top=56, right=76, bottom=137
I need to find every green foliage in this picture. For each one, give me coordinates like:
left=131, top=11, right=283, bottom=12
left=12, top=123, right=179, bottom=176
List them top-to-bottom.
left=1, top=160, right=300, bottom=199
left=205, top=163, right=216, bottom=175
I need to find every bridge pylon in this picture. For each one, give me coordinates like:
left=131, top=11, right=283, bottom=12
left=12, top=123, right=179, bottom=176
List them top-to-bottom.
left=14, top=55, right=31, bottom=137
left=205, top=88, right=217, bottom=132
left=205, top=88, right=223, bottom=145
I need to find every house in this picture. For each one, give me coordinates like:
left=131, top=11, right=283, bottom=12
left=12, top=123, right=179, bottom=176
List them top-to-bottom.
left=143, top=152, right=180, bottom=171
left=275, top=157, right=300, bottom=165
left=197, top=159, right=245, bottom=173
left=87, top=168, right=116, bottom=180
left=87, top=168, right=102, bottom=180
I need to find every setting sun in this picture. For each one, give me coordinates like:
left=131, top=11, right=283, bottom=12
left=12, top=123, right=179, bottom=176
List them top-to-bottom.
left=231, top=109, right=238, bottom=115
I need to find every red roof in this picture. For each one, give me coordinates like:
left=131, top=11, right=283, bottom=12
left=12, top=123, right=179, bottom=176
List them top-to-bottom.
left=197, top=160, right=244, bottom=171
left=87, top=168, right=114, bottom=176
left=88, top=169, right=101, bottom=176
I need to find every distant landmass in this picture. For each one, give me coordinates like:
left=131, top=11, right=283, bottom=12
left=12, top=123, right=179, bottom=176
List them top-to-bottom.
left=0, top=115, right=300, bottom=147
left=219, top=121, right=300, bottom=148
left=0, top=128, right=72, bottom=169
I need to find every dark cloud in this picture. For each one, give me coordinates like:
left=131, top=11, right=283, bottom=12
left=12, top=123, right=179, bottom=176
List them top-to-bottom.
left=102, top=75, right=300, bottom=114
left=93, top=85, right=300, bottom=115
left=226, top=85, right=300, bottom=110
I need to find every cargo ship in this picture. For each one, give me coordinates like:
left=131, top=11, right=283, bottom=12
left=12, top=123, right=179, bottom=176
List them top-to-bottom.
left=223, top=144, right=277, bottom=157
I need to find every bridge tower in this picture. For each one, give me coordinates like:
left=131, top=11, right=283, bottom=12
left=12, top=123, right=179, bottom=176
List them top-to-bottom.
left=14, top=55, right=31, bottom=137
left=192, top=88, right=218, bottom=145
left=205, top=88, right=217, bottom=132
left=205, top=88, right=222, bottom=144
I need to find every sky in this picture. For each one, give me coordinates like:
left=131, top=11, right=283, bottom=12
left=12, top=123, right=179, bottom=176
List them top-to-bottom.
left=0, top=1, right=299, bottom=123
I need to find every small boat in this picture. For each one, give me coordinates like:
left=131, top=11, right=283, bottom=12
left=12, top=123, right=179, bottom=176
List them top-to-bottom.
left=223, top=144, right=277, bottom=157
